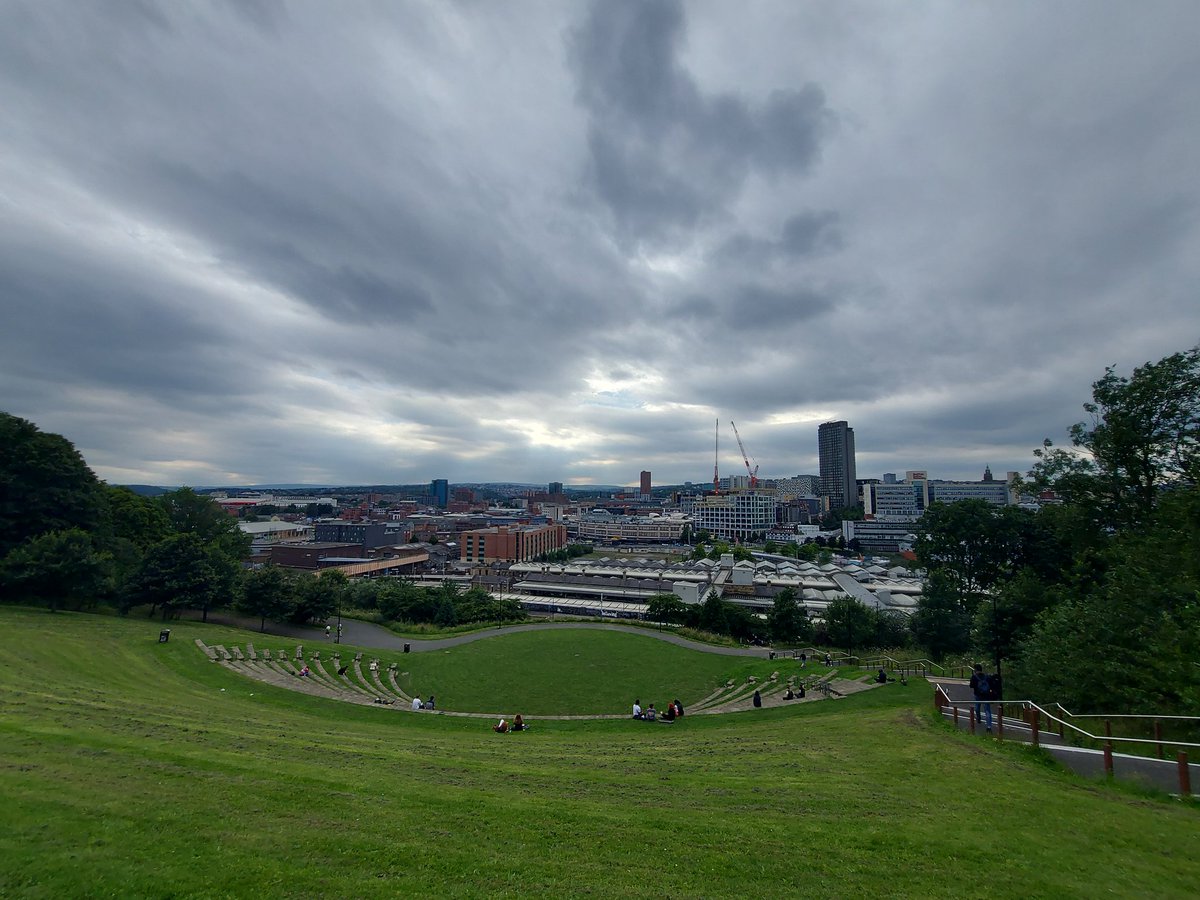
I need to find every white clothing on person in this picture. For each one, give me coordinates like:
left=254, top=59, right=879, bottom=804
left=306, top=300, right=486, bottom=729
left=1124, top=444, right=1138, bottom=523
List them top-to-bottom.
left=411, top=696, right=422, bottom=711
left=632, top=702, right=642, bottom=718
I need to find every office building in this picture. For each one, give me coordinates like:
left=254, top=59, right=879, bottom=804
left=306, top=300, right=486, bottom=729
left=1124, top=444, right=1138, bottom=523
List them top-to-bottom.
left=818, top=421, right=857, bottom=512
left=640, top=471, right=652, bottom=496
left=430, top=479, right=449, bottom=508
left=460, top=523, right=567, bottom=563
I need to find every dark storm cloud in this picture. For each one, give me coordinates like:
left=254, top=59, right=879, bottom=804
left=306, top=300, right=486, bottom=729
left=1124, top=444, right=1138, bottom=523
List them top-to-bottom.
left=569, top=0, right=833, bottom=248
left=714, top=210, right=844, bottom=266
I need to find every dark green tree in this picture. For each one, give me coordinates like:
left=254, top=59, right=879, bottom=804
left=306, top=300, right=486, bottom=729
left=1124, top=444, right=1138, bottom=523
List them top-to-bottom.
left=1028, top=345, right=1199, bottom=529
left=0, top=413, right=104, bottom=557
left=0, top=528, right=110, bottom=611
left=128, top=533, right=218, bottom=621
left=237, top=565, right=293, bottom=632
left=290, top=569, right=347, bottom=625
left=767, top=588, right=809, bottom=644
left=697, top=591, right=727, bottom=634
left=646, top=592, right=691, bottom=625
left=823, top=595, right=875, bottom=658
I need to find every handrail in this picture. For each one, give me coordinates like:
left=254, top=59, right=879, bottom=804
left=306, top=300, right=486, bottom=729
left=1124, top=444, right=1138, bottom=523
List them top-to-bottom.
left=861, top=655, right=947, bottom=676
left=933, top=685, right=1200, bottom=752
left=1050, top=702, right=1200, bottom=723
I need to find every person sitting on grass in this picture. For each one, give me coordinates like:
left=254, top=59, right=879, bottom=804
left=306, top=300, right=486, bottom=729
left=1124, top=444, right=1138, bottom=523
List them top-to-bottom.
left=876, top=669, right=888, bottom=684
left=411, top=696, right=423, bottom=711
left=632, top=699, right=643, bottom=719
left=673, top=699, right=684, bottom=717
left=646, top=703, right=656, bottom=721
left=661, top=703, right=675, bottom=722
left=511, top=715, right=527, bottom=732
left=493, top=718, right=508, bottom=734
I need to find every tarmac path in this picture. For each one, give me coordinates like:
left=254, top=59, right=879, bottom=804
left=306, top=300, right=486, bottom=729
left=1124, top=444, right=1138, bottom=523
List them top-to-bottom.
left=192, top=612, right=774, bottom=658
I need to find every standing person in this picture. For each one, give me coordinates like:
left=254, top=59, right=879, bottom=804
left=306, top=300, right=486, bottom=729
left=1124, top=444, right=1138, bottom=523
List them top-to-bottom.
left=325, top=624, right=331, bottom=638
left=970, top=664, right=993, bottom=732
left=752, top=689, right=762, bottom=708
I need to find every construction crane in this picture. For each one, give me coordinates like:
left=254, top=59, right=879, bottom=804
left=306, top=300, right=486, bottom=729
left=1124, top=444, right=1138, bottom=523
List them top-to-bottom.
left=712, top=418, right=720, bottom=494
left=730, top=420, right=758, bottom=489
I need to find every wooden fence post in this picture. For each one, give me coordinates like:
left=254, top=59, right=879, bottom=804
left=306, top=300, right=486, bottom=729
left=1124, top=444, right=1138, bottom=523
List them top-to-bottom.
left=997, top=704, right=1003, bottom=741
left=969, top=707, right=976, bottom=735
left=1031, top=713, right=1039, bottom=749
left=1104, top=719, right=1114, bottom=778
left=1155, top=720, right=1164, bottom=760
left=1179, top=752, right=1191, bottom=797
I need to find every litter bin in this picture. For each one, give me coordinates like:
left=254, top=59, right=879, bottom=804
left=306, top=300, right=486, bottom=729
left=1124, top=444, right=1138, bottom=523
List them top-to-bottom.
left=158, top=629, right=171, bottom=643
left=403, top=643, right=411, bottom=653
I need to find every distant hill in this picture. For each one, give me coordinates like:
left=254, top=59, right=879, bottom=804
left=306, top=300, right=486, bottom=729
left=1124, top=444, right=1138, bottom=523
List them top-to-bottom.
left=120, top=485, right=171, bottom=497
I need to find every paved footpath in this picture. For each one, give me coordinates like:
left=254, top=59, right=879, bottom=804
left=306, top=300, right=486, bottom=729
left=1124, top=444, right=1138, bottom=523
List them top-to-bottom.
left=190, top=612, right=774, bottom=658
left=930, top=678, right=1198, bottom=797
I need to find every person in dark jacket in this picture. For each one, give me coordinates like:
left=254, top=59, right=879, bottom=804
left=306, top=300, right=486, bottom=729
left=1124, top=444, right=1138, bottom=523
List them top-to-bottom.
left=969, top=664, right=993, bottom=732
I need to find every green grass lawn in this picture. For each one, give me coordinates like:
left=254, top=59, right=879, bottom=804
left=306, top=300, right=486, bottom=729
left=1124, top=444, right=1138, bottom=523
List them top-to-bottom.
left=0, top=607, right=1196, bottom=897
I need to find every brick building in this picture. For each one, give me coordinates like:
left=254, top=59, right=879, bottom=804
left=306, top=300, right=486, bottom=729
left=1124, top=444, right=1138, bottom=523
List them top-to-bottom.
left=460, top=523, right=567, bottom=563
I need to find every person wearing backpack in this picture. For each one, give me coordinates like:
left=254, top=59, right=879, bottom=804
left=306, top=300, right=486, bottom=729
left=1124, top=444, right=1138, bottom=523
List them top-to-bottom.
left=970, top=663, right=993, bottom=732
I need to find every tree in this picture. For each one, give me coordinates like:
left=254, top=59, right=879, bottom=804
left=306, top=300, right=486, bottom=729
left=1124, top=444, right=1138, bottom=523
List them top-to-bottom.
left=1029, top=345, right=1200, bottom=529
left=0, top=413, right=104, bottom=557
left=1013, top=485, right=1200, bottom=714
left=158, top=488, right=251, bottom=564
left=0, top=528, right=110, bottom=612
left=128, top=534, right=218, bottom=621
left=237, top=565, right=293, bottom=632
left=290, top=569, right=347, bottom=625
left=767, top=588, right=809, bottom=644
left=697, top=592, right=727, bottom=634
left=646, top=593, right=691, bottom=626
left=823, top=596, right=875, bottom=658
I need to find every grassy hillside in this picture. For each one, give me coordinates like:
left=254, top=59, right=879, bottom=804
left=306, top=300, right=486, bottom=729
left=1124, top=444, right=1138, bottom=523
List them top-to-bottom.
left=0, top=607, right=1196, bottom=897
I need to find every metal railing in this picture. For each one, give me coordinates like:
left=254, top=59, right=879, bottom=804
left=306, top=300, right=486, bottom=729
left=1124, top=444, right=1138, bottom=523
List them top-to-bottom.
left=860, top=655, right=948, bottom=676
left=933, top=684, right=1196, bottom=795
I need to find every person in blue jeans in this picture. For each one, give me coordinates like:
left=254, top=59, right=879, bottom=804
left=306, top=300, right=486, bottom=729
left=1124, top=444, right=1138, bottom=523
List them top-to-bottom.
left=969, top=663, right=993, bottom=732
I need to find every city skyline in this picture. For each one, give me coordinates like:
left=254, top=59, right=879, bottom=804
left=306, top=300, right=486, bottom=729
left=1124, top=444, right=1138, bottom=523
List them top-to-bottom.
left=3, top=2, right=1198, bottom=487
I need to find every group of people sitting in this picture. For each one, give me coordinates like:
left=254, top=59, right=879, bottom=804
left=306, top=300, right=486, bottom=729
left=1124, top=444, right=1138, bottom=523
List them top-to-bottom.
left=783, top=684, right=806, bottom=700
left=410, top=695, right=435, bottom=710
left=632, top=699, right=685, bottom=722
left=493, top=715, right=526, bottom=733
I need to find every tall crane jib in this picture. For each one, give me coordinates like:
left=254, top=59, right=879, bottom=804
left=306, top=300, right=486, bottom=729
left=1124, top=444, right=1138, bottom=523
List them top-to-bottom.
left=713, top=418, right=720, bottom=495
left=730, top=420, right=758, bottom=489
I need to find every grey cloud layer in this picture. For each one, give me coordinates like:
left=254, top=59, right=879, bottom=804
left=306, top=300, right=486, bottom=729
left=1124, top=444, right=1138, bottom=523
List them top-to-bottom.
left=1, top=0, right=1197, bottom=487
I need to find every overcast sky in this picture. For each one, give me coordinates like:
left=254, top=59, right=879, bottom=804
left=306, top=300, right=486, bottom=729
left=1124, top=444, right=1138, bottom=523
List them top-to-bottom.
left=2, top=1, right=1198, bottom=488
